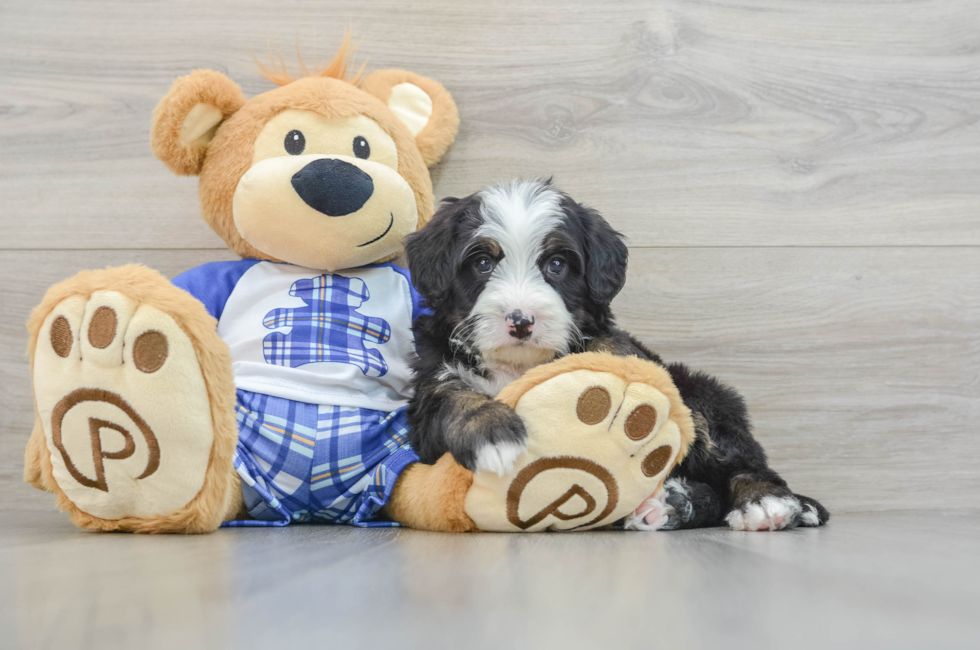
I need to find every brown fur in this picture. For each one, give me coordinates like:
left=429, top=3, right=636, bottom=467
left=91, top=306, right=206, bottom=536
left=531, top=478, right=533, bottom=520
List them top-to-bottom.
left=150, top=70, right=246, bottom=176
left=25, top=265, right=242, bottom=533
left=495, top=352, right=697, bottom=464
left=23, top=409, right=53, bottom=492
left=384, top=453, right=478, bottom=532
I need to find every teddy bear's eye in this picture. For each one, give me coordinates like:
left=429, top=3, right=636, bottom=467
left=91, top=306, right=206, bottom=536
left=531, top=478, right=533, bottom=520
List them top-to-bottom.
left=284, top=130, right=305, bottom=155
left=353, top=136, right=370, bottom=160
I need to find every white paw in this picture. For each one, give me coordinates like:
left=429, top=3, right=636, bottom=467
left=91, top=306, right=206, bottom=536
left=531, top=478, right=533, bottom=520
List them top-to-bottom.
left=475, top=440, right=527, bottom=476
left=624, top=490, right=675, bottom=531
left=726, top=495, right=802, bottom=531
left=800, top=503, right=821, bottom=526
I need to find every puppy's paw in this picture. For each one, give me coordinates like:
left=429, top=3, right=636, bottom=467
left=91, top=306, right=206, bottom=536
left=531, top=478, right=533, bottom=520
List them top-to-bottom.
left=457, top=400, right=527, bottom=473
left=475, top=440, right=527, bottom=477
left=624, top=478, right=692, bottom=531
left=625, top=491, right=675, bottom=530
left=726, top=495, right=802, bottom=531
left=796, top=495, right=830, bottom=526
left=800, top=503, right=821, bottom=527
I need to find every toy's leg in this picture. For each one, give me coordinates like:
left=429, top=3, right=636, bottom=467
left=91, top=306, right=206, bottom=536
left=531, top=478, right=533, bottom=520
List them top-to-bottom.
left=26, top=265, right=242, bottom=533
left=386, top=353, right=695, bottom=533
left=465, top=353, right=697, bottom=532
left=384, top=454, right=478, bottom=532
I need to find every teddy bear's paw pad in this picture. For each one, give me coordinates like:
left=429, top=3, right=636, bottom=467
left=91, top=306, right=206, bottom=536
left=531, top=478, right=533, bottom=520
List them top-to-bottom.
left=33, top=291, right=215, bottom=520
left=466, top=369, right=683, bottom=532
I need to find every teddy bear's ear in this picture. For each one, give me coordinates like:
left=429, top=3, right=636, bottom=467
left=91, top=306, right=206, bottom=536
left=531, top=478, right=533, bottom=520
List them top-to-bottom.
left=150, top=70, right=246, bottom=176
left=360, top=70, right=459, bottom=167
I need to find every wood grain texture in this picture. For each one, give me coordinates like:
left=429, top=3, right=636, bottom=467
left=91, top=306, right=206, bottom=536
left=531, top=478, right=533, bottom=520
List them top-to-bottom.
left=1, top=0, right=979, bottom=248
left=1, top=1, right=978, bottom=517
left=615, top=247, right=980, bottom=512
left=2, top=249, right=977, bottom=513
left=1, top=509, right=978, bottom=649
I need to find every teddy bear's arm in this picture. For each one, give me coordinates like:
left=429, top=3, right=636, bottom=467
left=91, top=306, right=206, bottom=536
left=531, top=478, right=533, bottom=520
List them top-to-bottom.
left=171, top=259, right=260, bottom=320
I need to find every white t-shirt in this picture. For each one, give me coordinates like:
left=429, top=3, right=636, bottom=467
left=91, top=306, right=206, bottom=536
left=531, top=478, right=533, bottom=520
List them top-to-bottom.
left=173, top=260, right=423, bottom=411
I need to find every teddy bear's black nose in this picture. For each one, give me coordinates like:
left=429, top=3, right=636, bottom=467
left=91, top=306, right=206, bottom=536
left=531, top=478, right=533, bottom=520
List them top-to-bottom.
left=291, top=158, right=374, bottom=216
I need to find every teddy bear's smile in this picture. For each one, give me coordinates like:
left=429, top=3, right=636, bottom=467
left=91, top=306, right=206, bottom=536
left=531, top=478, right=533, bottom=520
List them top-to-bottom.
left=285, top=157, right=397, bottom=247
left=358, top=212, right=395, bottom=247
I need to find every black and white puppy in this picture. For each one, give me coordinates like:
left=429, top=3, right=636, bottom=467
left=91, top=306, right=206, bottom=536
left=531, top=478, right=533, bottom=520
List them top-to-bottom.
left=404, top=180, right=829, bottom=531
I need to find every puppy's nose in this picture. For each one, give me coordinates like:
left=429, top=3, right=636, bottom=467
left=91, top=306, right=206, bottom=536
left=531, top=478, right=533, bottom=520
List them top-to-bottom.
left=291, top=158, right=374, bottom=216
left=506, top=310, right=535, bottom=341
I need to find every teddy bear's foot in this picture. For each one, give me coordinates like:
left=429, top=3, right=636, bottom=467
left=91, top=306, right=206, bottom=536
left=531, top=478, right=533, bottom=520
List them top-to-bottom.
left=27, top=266, right=241, bottom=533
left=464, top=353, right=695, bottom=532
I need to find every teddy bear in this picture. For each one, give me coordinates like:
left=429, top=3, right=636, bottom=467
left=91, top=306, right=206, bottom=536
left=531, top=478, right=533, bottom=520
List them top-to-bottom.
left=23, top=38, right=694, bottom=533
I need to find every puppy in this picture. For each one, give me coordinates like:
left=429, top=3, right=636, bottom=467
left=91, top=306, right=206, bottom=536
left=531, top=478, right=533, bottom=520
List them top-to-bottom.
left=404, top=179, right=829, bottom=531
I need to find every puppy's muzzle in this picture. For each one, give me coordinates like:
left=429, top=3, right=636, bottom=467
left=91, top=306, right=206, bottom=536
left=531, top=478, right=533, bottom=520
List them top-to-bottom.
left=291, top=158, right=374, bottom=217
left=506, top=310, right=535, bottom=341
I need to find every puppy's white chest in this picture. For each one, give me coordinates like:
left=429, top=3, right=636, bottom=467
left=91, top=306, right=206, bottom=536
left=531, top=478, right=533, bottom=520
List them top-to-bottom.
left=440, top=361, right=529, bottom=397
left=484, top=366, right=523, bottom=396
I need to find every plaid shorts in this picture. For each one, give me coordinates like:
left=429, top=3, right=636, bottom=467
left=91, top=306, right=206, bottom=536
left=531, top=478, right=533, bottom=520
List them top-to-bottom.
left=222, top=390, right=419, bottom=528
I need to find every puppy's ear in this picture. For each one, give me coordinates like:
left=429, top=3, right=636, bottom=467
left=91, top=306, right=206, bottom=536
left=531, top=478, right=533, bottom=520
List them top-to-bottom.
left=151, top=70, right=246, bottom=176
left=360, top=70, right=459, bottom=167
left=405, top=198, right=464, bottom=305
left=575, top=202, right=629, bottom=304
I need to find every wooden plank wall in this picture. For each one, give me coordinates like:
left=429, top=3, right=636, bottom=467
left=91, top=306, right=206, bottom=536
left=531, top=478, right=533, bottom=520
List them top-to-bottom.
left=1, top=0, right=978, bottom=514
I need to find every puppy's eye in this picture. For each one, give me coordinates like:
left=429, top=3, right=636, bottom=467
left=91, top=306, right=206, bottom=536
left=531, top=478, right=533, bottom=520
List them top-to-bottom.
left=284, top=130, right=305, bottom=155
left=353, top=136, right=371, bottom=159
left=473, top=256, right=495, bottom=274
left=547, top=256, right=567, bottom=275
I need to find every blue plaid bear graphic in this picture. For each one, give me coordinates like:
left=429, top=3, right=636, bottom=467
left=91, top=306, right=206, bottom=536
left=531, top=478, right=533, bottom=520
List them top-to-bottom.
left=262, top=275, right=391, bottom=377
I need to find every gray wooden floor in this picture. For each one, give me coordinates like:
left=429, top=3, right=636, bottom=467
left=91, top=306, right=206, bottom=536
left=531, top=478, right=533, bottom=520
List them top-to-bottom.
left=1, top=0, right=979, bottom=647
left=1, top=508, right=979, bottom=649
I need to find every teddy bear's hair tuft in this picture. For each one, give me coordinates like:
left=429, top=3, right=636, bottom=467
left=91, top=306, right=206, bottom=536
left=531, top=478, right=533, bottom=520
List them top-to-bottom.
left=254, top=29, right=366, bottom=87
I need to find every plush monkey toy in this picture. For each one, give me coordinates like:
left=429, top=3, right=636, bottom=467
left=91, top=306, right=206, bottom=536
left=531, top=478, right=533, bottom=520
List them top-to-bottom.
left=24, top=39, right=694, bottom=533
